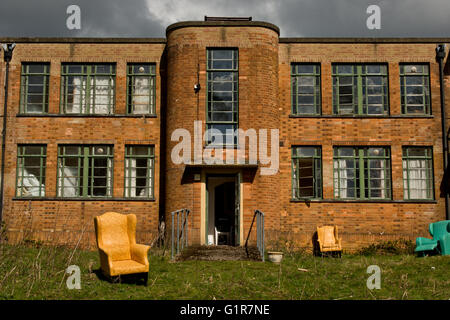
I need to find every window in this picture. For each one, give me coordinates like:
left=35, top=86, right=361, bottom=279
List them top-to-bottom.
left=206, top=48, right=238, bottom=145
left=20, top=63, right=50, bottom=114
left=60, top=64, right=116, bottom=114
left=127, top=64, right=156, bottom=114
left=291, top=64, right=321, bottom=115
left=332, top=64, right=388, bottom=115
left=400, top=64, right=431, bottom=115
left=16, top=145, right=46, bottom=197
left=57, top=145, right=113, bottom=197
left=124, top=145, right=155, bottom=198
left=292, top=147, right=322, bottom=199
left=333, top=147, right=391, bottom=199
left=402, top=147, right=434, bottom=200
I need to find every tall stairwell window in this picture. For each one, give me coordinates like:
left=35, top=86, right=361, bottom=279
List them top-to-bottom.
left=206, top=48, right=238, bottom=145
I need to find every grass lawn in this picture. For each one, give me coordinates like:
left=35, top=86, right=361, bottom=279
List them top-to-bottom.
left=0, top=243, right=449, bottom=300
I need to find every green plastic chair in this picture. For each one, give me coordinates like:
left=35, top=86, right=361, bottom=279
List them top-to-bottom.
left=415, top=220, right=450, bottom=256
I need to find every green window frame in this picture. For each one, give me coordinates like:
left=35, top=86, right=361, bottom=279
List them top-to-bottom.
left=206, top=48, right=239, bottom=145
left=20, top=63, right=50, bottom=114
left=60, top=64, right=116, bottom=115
left=126, top=64, right=156, bottom=115
left=291, top=64, right=321, bottom=115
left=332, top=64, right=389, bottom=115
left=400, top=64, right=431, bottom=115
left=16, top=145, right=47, bottom=197
left=57, top=145, right=113, bottom=198
left=124, top=145, right=155, bottom=198
left=292, top=146, right=322, bottom=199
left=333, top=147, right=391, bottom=200
left=402, top=147, right=434, bottom=200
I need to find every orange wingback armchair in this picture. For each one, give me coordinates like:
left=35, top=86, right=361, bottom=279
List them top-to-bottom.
left=94, top=212, right=150, bottom=285
left=317, top=226, right=342, bottom=256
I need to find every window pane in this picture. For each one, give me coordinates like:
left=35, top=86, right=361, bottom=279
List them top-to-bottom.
left=21, top=64, right=49, bottom=114
left=62, top=64, right=116, bottom=114
left=127, top=64, right=156, bottom=114
left=292, top=64, right=321, bottom=115
left=401, top=64, right=430, bottom=115
left=16, top=145, right=46, bottom=197
left=125, top=145, right=154, bottom=198
left=292, top=146, right=322, bottom=199
left=403, top=147, right=433, bottom=199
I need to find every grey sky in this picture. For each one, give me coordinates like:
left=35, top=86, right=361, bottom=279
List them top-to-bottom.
left=0, top=0, right=449, bottom=38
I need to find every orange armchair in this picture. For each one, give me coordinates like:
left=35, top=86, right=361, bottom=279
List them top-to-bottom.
left=94, top=212, right=150, bottom=285
left=317, top=225, right=342, bottom=256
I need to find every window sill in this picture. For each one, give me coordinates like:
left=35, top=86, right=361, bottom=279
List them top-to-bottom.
left=16, top=114, right=157, bottom=118
left=12, top=197, right=156, bottom=202
left=290, top=198, right=437, bottom=204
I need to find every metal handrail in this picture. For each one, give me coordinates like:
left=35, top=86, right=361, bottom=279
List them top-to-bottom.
left=171, top=208, right=190, bottom=260
left=245, top=209, right=265, bottom=261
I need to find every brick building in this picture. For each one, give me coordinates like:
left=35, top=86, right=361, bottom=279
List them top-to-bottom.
left=0, top=19, right=449, bottom=251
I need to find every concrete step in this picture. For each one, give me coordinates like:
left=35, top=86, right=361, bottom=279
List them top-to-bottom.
left=174, top=245, right=262, bottom=262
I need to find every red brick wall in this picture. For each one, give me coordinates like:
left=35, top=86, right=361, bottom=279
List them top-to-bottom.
left=165, top=26, right=280, bottom=246
left=1, top=32, right=449, bottom=252
left=2, top=42, right=165, bottom=248
left=277, top=42, right=448, bottom=250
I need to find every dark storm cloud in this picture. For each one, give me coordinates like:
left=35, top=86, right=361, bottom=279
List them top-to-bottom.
left=0, top=0, right=449, bottom=38
left=0, top=0, right=164, bottom=37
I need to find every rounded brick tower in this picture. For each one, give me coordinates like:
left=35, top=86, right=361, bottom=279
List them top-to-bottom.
left=165, top=19, right=280, bottom=247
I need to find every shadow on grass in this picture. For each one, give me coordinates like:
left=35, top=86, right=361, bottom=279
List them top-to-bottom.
left=93, top=269, right=148, bottom=286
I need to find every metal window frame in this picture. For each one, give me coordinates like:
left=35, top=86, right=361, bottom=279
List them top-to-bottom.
left=206, top=48, right=239, bottom=146
left=19, top=63, right=50, bottom=114
left=60, top=63, right=116, bottom=115
left=126, top=63, right=156, bottom=115
left=291, top=63, right=321, bottom=115
left=400, top=63, right=431, bottom=115
left=332, top=64, right=389, bottom=116
left=15, top=144, right=47, bottom=197
left=56, top=145, right=114, bottom=198
left=124, top=145, right=155, bottom=199
left=291, top=146, right=322, bottom=199
left=333, top=146, right=392, bottom=200
left=402, top=146, right=434, bottom=200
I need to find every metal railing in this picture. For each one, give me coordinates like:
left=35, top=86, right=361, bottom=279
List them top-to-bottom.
left=171, top=208, right=190, bottom=260
left=245, top=209, right=265, bottom=261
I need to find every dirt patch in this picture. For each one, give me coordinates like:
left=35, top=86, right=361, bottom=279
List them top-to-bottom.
left=174, top=245, right=262, bottom=262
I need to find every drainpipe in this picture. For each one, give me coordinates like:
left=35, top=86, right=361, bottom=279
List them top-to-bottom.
left=0, top=43, right=15, bottom=224
left=436, top=44, right=450, bottom=220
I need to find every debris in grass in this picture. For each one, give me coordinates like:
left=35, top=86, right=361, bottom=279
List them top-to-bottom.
left=297, top=268, right=309, bottom=272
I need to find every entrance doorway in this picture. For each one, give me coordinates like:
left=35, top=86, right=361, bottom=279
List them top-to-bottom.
left=206, top=174, right=240, bottom=246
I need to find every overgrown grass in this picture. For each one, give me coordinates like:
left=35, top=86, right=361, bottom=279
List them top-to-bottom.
left=0, top=243, right=449, bottom=300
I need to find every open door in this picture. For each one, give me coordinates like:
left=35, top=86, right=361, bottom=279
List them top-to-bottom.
left=234, top=173, right=240, bottom=246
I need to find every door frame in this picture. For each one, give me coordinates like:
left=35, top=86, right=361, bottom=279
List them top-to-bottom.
left=201, top=170, right=243, bottom=246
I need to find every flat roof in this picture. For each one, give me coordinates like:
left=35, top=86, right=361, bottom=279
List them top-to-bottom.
left=166, top=20, right=280, bottom=36
left=0, top=37, right=449, bottom=44
left=0, top=37, right=167, bottom=44
left=279, top=37, right=450, bottom=43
